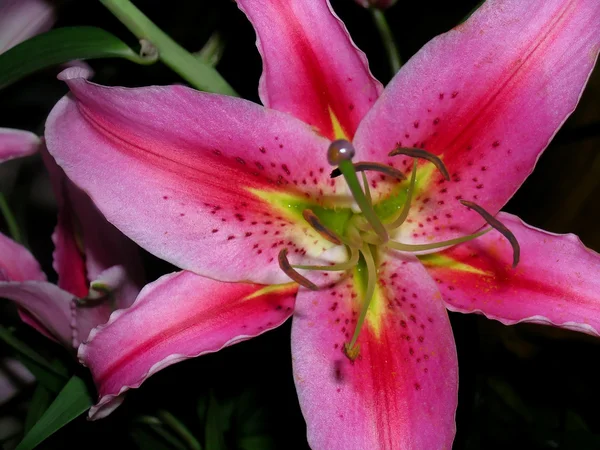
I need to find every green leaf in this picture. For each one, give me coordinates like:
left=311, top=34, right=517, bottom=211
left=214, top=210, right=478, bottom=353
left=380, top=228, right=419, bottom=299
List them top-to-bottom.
left=0, top=26, right=157, bottom=90
left=0, top=192, right=22, bottom=243
left=0, top=326, right=68, bottom=392
left=15, top=375, right=92, bottom=450
left=24, top=384, right=53, bottom=433
left=204, top=393, right=227, bottom=450
left=157, top=410, right=202, bottom=450
left=133, top=417, right=188, bottom=450
left=238, top=435, right=275, bottom=450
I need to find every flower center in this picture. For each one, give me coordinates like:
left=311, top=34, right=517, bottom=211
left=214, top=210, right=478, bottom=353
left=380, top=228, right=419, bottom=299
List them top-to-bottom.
left=278, top=139, right=520, bottom=360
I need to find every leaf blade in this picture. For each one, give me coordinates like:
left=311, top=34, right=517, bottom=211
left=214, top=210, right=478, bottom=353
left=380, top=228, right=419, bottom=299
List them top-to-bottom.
left=0, top=26, right=156, bottom=90
left=15, top=375, right=92, bottom=450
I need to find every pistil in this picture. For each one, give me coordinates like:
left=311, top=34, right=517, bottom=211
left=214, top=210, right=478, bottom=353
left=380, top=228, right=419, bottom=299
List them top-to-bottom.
left=328, top=140, right=388, bottom=243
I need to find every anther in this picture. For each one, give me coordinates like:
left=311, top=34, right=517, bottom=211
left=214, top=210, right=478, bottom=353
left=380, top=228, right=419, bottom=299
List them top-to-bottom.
left=327, top=139, right=356, bottom=165
left=389, top=147, right=450, bottom=181
left=330, top=162, right=407, bottom=181
left=460, top=200, right=520, bottom=267
left=302, top=209, right=343, bottom=245
left=278, top=249, right=319, bottom=290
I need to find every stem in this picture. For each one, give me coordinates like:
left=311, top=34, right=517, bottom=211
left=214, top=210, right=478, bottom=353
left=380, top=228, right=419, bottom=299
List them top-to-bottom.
left=100, top=0, right=237, bottom=96
left=370, top=8, right=402, bottom=76
left=338, top=159, right=388, bottom=242
left=0, top=192, right=21, bottom=243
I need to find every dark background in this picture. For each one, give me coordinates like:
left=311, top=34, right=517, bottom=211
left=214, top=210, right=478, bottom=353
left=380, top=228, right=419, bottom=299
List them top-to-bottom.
left=1, top=0, right=599, bottom=448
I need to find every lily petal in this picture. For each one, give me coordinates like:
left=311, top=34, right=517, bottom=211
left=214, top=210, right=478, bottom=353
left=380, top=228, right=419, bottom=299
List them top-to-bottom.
left=0, top=0, right=55, bottom=53
left=237, top=0, right=382, bottom=140
left=354, top=0, right=600, bottom=243
left=46, top=69, right=345, bottom=285
left=0, top=128, right=40, bottom=164
left=42, top=149, right=143, bottom=308
left=421, top=213, right=600, bottom=335
left=0, top=233, right=45, bottom=282
left=292, top=254, right=457, bottom=449
left=78, top=271, right=297, bottom=419
left=0, top=281, right=74, bottom=347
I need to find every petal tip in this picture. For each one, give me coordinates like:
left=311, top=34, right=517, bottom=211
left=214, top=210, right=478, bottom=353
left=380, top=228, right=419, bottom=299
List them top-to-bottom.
left=57, top=66, right=93, bottom=82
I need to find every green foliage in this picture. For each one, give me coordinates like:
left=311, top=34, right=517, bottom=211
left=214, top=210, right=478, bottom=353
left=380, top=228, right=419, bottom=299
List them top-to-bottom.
left=0, top=26, right=156, bottom=90
left=15, top=375, right=92, bottom=450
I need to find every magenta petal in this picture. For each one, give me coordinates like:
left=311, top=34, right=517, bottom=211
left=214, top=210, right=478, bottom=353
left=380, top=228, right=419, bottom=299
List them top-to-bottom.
left=0, top=0, right=56, bottom=53
left=237, top=0, right=382, bottom=140
left=354, top=0, right=600, bottom=242
left=46, top=70, right=342, bottom=284
left=0, top=128, right=40, bottom=163
left=42, top=149, right=143, bottom=307
left=422, top=212, right=600, bottom=335
left=0, top=233, right=45, bottom=282
left=292, top=254, right=457, bottom=449
left=79, top=271, right=297, bottom=419
left=0, top=281, right=74, bottom=347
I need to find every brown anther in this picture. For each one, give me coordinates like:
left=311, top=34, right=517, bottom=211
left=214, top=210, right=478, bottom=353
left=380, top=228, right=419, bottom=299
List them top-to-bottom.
left=389, top=147, right=450, bottom=181
left=330, top=162, right=407, bottom=181
left=460, top=200, right=520, bottom=268
left=302, top=209, right=343, bottom=245
left=277, top=248, right=319, bottom=290
left=343, top=342, right=360, bottom=361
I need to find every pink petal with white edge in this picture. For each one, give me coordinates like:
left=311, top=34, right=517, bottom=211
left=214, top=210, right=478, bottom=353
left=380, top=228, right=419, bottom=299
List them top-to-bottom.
left=237, top=0, right=382, bottom=140
left=354, top=0, right=600, bottom=243
left=46, top=68, right=346, bottom=285
left=0, top=128, right=40, bottom=163
left=42, top=149, right=143, bottom=307
left=421, top=212, right=600, bottom=335
left=0, top=233, right=45, bottom=282
left=292, top=253, right=457, bottom=449
left=79, top=271, right=297, bottom=419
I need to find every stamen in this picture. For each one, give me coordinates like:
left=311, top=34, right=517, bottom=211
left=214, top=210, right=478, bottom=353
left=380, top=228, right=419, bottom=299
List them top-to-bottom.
left=388, top=147, right=450, bottom=181
left=386, top=160, right=418, bottom=230
left=330, top=162, right=407, bottom=181
left=361, top=172, right=372, bottom=205
left=460, top=200, right=520, bottom=267
left=302, top=209, right=343, bottom=245
left=386, top=229, right=489, bottom=252
left=345, top=244, right=377, bottom=360
left=293, top=246, right=359, bottom=271
left=278, top=249, right=318, bottom=290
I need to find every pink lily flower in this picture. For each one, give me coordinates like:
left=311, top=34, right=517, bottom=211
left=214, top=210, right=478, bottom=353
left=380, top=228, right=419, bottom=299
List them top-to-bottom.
left=0, top=0, right=56, bottom=54
left=45, top=0, right=599, bottom=447
left=0, top=130, right=144, bottom=349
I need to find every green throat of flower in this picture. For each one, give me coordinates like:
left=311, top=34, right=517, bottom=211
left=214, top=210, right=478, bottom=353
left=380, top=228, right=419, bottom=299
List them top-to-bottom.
left=278, top=139, right=520, bottom=361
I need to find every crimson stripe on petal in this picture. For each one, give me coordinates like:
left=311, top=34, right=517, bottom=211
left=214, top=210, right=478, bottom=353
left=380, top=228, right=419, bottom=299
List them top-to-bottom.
left=237, top=0, right=382, bottom=140
left=355, top=0, right=600, bottom=243
left=46, top=70, right=345, bottom=284
left=422, top=212, right=600, bottom=335
left=292, top=253, right=457, bottom=449
left=79, top=271, right=297, bottom=419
